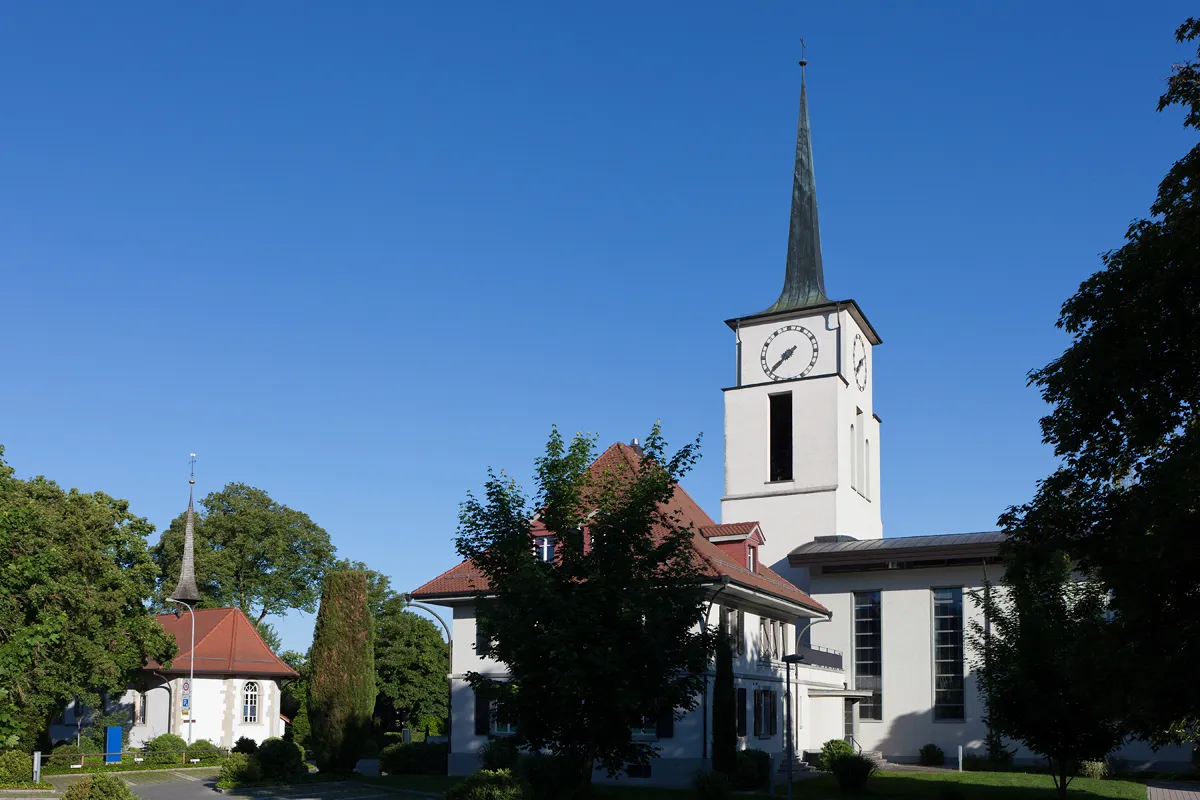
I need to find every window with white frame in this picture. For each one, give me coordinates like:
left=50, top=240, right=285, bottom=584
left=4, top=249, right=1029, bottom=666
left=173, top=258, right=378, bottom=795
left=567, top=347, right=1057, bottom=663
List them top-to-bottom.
left=534, top=536, right=555, bottom=563
left=747, top=545, right=757, bottom=573
left=933, top=588, right=965, bottom=720
left=853, top=591, right=883, bottom=721
left=243, top=681, right=259, bottom=724
left=136, top=691, right=147, bottom=725
left=492, top=703, right=517, bottom=735
left=631, top=714, right=657, bottom=737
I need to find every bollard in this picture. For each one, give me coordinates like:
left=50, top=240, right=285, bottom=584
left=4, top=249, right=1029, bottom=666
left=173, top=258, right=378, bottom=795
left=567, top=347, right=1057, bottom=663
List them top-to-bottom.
left=958, top=745, right=963, bottom=772
left=32, top=752, right=41, bottom=784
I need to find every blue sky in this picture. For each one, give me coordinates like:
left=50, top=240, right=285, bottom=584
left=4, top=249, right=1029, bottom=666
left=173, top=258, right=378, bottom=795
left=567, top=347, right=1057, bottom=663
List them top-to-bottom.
left=1, top=2, right=1194, bottom=651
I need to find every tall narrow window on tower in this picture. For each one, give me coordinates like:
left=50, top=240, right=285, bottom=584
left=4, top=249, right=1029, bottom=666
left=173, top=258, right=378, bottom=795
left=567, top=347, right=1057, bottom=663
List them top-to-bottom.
left=769, top=393, right=794, bottom=482
left=854, top=408, right=866, bottom=495
left=865, top=439, right=871, bottom=500
left=933, top=588, right=965, bottom=720
left=853, top=591, right=882, bottom=720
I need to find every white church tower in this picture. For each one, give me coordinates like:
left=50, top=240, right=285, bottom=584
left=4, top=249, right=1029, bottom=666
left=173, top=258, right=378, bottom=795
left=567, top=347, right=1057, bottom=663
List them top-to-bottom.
left=721, top=58, right=882, bottom=580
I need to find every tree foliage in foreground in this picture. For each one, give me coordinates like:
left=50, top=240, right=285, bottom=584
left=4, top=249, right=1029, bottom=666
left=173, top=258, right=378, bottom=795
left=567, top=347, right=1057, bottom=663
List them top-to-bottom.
left=1005, top=18, right=1200, bottom=745
left=455, top=425, right=715, bottom=798
left=0, top=446, right=175, bottom=749
left=152, top=482, right=336, bottom=623
left=969, top=548, right=1126, bottom=799
left=308, top=569, right=377, bottom=773
left=374, top=595, right=448, bottom=731
left=710, top=632, right=736, bottom=777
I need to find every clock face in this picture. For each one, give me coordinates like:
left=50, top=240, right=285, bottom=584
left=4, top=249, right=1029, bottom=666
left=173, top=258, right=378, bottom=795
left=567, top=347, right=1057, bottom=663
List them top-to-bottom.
left=760, top=325, right=819, bottom=381
left=852, top=333, right=868, bottom=391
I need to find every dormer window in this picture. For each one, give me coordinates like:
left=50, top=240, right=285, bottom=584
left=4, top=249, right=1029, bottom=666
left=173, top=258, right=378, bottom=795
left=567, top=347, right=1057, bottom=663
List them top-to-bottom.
left=535, top=536, right=555, bottom=563
left=748, top=545, right=757, bottom=573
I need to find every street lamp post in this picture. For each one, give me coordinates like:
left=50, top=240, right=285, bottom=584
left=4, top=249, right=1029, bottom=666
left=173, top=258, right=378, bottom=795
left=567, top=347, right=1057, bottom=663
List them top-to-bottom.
left=404, top=594, right=453, bottom=754
left=170, top=600, right=196, bottom=744
left=782, top=653, right=806, bottom=800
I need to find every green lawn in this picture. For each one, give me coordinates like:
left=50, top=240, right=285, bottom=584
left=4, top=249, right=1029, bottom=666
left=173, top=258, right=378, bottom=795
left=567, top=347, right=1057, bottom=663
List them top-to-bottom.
left=355, top=770, right=1152, bottom=799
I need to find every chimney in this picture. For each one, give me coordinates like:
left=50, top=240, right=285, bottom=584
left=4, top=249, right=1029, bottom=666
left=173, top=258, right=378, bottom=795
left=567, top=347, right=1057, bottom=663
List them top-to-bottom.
left=629, top=437, right=643, bottom=456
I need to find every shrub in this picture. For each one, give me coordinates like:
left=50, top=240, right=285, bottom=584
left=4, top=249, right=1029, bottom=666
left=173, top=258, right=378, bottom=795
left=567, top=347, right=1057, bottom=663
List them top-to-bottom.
left=308, top=569, right=376, bottom=773
left=144, top=733, right=187, bottom=765
left=232, top=736, right=258, bottom=755
left=257, top=737, right=304, bottom=781
left=480, top=737, right=521, bottom=771
left=185, top=739, right=222, bottom=765
left=361, top=739, right=380, bottom=758
left=820, top=739, right=855, bottom=771
left=379, top=741, right=449, bottom=775
left=919, top=743, right=946, bottom=767
left=49, top=744, right=85, bottom=768
left=731, top=748, right=771, bottom=790
left=0, top=750, right=32, bottom=784
left=218, top=752, right=262, bottom=788
left=829, top=753, right=877, bottom=792
left=1079, top=759, right=1109, bottom=780
left=444, top=768, right=523, bottom=800
left=693, top=769, right=732, bottom=800
left=62, top=773, right=137, bottom=800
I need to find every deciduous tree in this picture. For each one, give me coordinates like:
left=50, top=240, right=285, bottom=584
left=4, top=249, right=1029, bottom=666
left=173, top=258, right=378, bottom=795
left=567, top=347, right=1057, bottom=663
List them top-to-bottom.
left=1007, top=17, right=1200, bottom=745
left=455, top=425, right=714, bottom=798
left=0, top=446, right=175, bottom=749
left=152, top=483, right=335, bottom=623
left=374, top=596, right=448, bottom=731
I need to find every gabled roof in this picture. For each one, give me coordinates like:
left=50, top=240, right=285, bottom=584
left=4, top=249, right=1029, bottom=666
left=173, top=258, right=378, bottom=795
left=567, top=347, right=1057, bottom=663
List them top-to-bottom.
left=412, top=443, right=827, bottom=615
left=699, top=522, right=764, bottom=542
left=148, top=607, right=299, bottom=678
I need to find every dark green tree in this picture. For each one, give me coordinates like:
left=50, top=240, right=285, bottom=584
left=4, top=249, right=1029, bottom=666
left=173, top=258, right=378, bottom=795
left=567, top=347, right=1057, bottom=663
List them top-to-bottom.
left=1006, top=17, right=1200, bottom=745
left=455, top=425, right=715, bottom=798
left=0, top=446, right=176, bottom=749
left=152, top=483, right=336, bottom=623
left=969, top=548, right=1126, bottom=798
left=332, top=559, right=395, bottom=617
left=307, top=569, right=377, bottom=773
left=374, top=595, right=448, bottom=731
left=255, top=621, right=283, bottom=653
left=710, top=632, right=736, bottom=776
left=279, top=650, right=310, bottom=753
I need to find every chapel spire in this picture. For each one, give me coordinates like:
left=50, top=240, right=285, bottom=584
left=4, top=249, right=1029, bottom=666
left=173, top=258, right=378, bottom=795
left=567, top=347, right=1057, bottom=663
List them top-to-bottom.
left=762, top=48, right=829, bottom=314
left=168, top=454, right=202, bottom=603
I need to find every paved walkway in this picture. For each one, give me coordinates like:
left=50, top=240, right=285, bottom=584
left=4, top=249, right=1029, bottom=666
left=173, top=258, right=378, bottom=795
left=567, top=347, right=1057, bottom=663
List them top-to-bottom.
left=44, top=770, right=412, bottom=800
left=1147, top=782, right=1200, bottom=800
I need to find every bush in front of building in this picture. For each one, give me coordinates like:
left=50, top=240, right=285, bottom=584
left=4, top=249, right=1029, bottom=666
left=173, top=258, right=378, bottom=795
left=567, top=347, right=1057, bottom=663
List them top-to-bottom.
left=144, top=733, right=188, bottom=765
left=232, top=736, right=258, bottom=755
left=256, top=737, right=304, bottom=781
left=479, top=737, right=521, bottom=771
left=184, top=739, right=223, bottom=765
left=819, top=739, right=855, bottom=771
left=378, top=740, right=449, bottom=775
left=919, top=743, right=946, bottom=767
left=49, top=744, right=86, bottom=768
left=731, top=748, right=771, bottom=790
left=0, top=750, right=32, bottom=785
left=217, top=752, right=262, bottom=789
left=828, top=753, right=877, bottom=792
left=1078, top=759, right=1109, bottom=780
left=443, top=768, right=523, bottom=800
left=692, top=769, right=732, bottom=800
left=61, top=773, right=137, bottom=800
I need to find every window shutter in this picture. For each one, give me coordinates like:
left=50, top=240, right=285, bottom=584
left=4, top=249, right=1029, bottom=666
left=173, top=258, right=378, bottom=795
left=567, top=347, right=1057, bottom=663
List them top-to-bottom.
left=720, top=606, right=730, bottom=637
left=737, top=610, right=746, bottom=655
left=736, top=688, right=747, bottom=737
left=474, top=689, right=490, bottom=736
left=752, top=689, right=762, bottom=737
left=769, top=691, right=778, bottom=736
left=656, top=708, right=674, bottom=739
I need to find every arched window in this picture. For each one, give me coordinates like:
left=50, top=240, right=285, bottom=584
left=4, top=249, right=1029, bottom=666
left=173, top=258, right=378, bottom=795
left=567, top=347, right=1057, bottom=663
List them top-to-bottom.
left=243, top=681, right=259, bottom=724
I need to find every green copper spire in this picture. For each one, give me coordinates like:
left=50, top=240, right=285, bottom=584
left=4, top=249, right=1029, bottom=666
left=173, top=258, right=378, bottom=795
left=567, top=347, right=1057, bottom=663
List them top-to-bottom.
left=762, top=53, right=829, bottom=314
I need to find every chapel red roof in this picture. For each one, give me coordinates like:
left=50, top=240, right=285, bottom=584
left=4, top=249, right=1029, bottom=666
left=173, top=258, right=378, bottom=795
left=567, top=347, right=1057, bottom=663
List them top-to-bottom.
left=412, top=443, right=827, bottom=614
left=147, top=607, right=299, bottom=678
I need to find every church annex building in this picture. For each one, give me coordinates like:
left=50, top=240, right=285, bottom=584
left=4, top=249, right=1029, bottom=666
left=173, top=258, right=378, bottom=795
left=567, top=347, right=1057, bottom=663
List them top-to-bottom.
left=412, top=64, right=1193, bottom=786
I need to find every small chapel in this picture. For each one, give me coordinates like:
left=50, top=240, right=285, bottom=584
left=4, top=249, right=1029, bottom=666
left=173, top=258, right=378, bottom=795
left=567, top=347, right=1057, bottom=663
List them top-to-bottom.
left=411, top=57, right=1193, bottom=785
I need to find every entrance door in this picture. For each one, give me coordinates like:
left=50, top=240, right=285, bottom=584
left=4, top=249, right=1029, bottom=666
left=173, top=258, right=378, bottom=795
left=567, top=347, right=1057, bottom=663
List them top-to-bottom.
left=843, top=699, right=855, bottom=744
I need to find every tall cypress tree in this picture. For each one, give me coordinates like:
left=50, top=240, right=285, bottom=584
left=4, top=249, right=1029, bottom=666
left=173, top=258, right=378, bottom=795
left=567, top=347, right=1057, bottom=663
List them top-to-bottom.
left=307, top=569, right=377, bottom=773
left=711, top=631, right=736, bottom=775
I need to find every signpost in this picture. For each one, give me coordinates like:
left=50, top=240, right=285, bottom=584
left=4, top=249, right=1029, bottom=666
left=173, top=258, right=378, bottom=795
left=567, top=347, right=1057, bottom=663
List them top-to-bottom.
left=181, top=678, right=192, bottom=727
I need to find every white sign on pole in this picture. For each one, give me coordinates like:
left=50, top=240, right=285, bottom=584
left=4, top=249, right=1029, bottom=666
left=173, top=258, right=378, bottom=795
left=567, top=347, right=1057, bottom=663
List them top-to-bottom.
left=181, top=679, right=192, bottom=719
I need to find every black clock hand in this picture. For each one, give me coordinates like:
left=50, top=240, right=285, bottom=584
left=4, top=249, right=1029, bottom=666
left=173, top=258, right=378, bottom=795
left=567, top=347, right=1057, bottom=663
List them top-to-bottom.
left=770, top=346, right=798, bottom=373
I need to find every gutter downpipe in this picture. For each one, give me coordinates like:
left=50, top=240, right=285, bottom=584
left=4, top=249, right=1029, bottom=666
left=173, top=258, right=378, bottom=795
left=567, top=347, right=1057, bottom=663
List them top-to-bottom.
left=702, top=577, right=733, bottom=763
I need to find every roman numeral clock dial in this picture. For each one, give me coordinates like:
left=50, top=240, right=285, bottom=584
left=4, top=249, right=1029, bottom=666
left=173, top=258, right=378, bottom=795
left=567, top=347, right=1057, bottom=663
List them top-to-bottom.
left=760, top=325, right=819, bottom=381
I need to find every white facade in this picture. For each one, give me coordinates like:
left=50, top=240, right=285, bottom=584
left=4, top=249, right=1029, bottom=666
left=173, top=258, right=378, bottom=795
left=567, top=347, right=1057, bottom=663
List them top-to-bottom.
left=722, top=303, right=883, bottom=581
left=440, top=592, right=852, bottom=787
left=50, top=675, right=286, bottom=751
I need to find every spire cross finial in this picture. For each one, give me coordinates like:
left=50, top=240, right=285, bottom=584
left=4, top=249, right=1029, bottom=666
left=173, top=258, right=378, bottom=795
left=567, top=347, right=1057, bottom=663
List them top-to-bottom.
left=799, top=38, right=807, bottom=67
left=189, top=453, right=196, bottom=486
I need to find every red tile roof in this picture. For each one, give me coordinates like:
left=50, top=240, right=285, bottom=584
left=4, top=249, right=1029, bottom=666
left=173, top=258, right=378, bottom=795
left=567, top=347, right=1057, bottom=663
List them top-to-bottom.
left=412, top=443, right=827, bottom=614
left=698, top=522, right=762, bottom=539
left=148, top=607, right=299, bottom=678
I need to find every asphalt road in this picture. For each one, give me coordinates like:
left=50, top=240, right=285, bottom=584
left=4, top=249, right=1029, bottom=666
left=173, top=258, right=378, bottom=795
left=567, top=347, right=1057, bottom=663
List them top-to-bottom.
left=47, top=769, right=410, bottom=800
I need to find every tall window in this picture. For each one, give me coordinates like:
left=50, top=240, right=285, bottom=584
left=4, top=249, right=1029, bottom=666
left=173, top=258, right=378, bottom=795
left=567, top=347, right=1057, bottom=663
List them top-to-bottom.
left=769, top=393, right=793, bottom=481
left=850, top=423, right=857, bottom=492
left=864, top=439, right=871, bottom=500
left=534, top=536, right=555, bottom=563
left=747, top=545, right=757, bottom=573
left=933, top=588, right=965, bottom=720
left=853, top=591, right=882, bottom=720
left=243, top=681, right=259, bottom=724
left=753, top=689, right=778, bottom=737
left=136, top=691, right=147, bottom=725
left=492, top=704, right=517, bottom=735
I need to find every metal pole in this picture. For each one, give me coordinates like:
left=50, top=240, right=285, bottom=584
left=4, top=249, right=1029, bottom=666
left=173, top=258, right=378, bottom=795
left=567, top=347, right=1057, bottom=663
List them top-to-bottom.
left=404, top=596, right=453, bottom=754
left=170, top=600, right=195, bottom=744
left=786, top=661, right=793, bottom=800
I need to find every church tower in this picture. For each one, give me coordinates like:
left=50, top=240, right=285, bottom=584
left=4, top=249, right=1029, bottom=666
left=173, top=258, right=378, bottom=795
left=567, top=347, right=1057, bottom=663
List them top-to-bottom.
left=721, top=57, right=882, bottom=578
